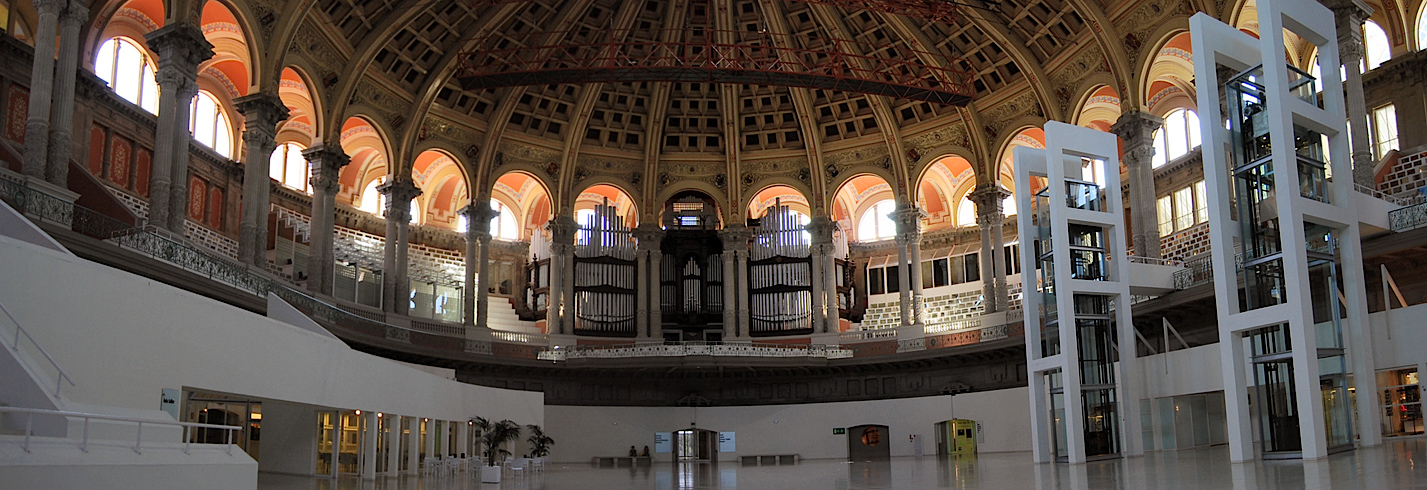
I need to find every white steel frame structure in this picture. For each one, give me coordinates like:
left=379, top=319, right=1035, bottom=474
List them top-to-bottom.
left=1190, top=0, right=1380, bottom=462
left=1016, top=121, right=1142, bottom=464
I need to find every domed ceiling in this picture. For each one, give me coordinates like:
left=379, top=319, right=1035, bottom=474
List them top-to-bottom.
left=288, top=0, right=1202, bottom=219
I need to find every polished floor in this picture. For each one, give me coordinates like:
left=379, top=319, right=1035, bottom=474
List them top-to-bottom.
left=257, top=438, right=1426, bottom=489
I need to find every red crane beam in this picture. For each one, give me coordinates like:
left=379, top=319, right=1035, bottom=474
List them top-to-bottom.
left=455, top=29, right=974, bottom=105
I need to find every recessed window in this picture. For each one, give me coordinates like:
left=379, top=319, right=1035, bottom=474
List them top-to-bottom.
left=1364, top=21, right=1391, bottom=70
left=95, top=37, right=159, bottom=114
left=189, top=91, right=234, bottom=159
left=1372, top=104, right=1399, bottom=159
left=1151, top=109, right=1201, bottom=168
left=269, top=142, right=309, bottom=193
left=857, top=199, right=897, bottom=241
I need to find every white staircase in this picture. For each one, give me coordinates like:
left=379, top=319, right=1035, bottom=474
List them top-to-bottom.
left=485, top=296, right=540, bottom=334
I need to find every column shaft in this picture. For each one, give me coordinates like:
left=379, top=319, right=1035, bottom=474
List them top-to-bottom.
left=21, top=0, right=61, bottom=179
left=1325, top=0, right=1376, bottom=186
left=44, top=2, right=87, bottom=185
left=145, top=24, right=213, bottom=232
left=235, top=93, right=288, bottom=267
left=1112, top=111, right=1164, bottom=258
left=302, top=145, right=349, bottom=295
left=378, top=179, right=422, bottom=313
left=978, top=216, right=997, bottom=311
left=990, top=220, right=1008, bottom=307
left=464, top=227, right=478, bottom=326
left=476, top=234, right=492, bottom=328
left=908, top=236, right=924, bottom=325
left=809, top=243, right=826, bottom=330
left=636, top=248, right=649, bottom=338
left=650, top=249, right=664, bottom=335
left=736, top=250, right=749, bottom=337
left=823, top=251, right=838, bottom=333
left=361, top=411, right=378, bottom=479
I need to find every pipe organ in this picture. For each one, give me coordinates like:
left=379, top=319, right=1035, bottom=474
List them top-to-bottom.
left=572, top=201, right=637, bottom=337
left=748, top=202, right=814, bottom=336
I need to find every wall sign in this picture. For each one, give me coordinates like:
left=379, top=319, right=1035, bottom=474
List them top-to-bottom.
left=160, top=388, right=180, bottom=420
left=833, top=427, right=845, bottom=435
left=654, top=432, right=672, bottom=453
left=719, top=432, right=736, bottom=452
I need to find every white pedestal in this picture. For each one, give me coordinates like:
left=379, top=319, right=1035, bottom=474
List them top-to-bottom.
left=480, top=465, right=502, bottom=483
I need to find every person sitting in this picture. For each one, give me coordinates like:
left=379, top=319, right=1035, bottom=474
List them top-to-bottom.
left=629, top=445, right=638, bottom=457
left=641, top=445, right=651, bottom=457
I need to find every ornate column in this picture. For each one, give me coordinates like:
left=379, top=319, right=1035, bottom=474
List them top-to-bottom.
left=20, top=0, right=62, bottom=179
left=1320, top=0, right=1375, bottom=186
left=42, top=1, right=87, bottom=185
left=145, top=24, right=213, bottom=232
left=234, top=93, right=289, bottom=267
left=1111, top=111, right=1164, bottom=258
left=301, top=145, right=349, bottom=295
left=378, top=179, right=421, bottom=313
left=969, top=184, right=1011, bottom=312
left=460, top=203, right=495, bottom=328
left=893, top=205, right=926, bottom=326
left=545, top=215, right=578, bottom=334
left=808, top=217, right=836, bottom=333
left=634, top=224, right=662, bottom=339
left=823, top=229, right=840, bottom=333
left=735, top=231, right=750, bottom=338
left=649, top=236, right=665, bottom=336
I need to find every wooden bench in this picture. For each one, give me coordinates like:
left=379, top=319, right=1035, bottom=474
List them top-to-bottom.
left=739, top=454, right=799, bottom=466
left=592, top=456, right=653, bottom=467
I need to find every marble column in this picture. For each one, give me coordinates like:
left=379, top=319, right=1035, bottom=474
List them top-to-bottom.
left=20, top=0, right=62, bottom=180
left=1321, top=0, right=1376, bottom=186
left=43, top=1, right=87, bottom=185
left=145, top=24, right=213, bottom=232
left=234, top=93, right=289, bottom=267
left=1112, top=111, right=1164, bottom=258
left=301, top=145, right=350, bottom=294
left=379, top=179, right=422, bottom=314
left=970, top=184, right=1011, bottom=312
left=460, top=204, right=495, bottom=327
left=893, top=204, right=924, bottom=326
left=545, top=215, right=578, bottom=334
left=808, top=217, right=836, bottom=333
left=634, top=224, right=663, bottom=338
left=822, top=234, right=839, bottom=333
left=735, top=235, right=750, bottom=338
left=649, top=237, right=665, bottom=336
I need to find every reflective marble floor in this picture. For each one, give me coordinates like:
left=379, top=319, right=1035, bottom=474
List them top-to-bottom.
left=257, top=438, right=1426, bottom=490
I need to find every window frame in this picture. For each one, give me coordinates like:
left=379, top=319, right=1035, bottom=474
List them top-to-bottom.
left=95, top=37, right=160, bottom=114
left=1151, top=109, right=1202, bottom=168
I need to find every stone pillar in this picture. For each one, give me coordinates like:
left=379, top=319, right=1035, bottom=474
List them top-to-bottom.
left=20, top=0, right=62, bottom=180
left=1321, top=0, right=1376, bottom=186
left=43, top=1, right=87, bottom=185
left=145, top=24, right=213, bottom=232
left=234, top=93, right=288, bottom=267
left=1111, top=111, right=1163, bottom=258
left=301, top=145, right=350, bottom=294
left=379, top=179, right=422, bottom=314
left=970, top=184, right=1011, bottom=312
left=460, top=204, right=495, bottom=327
left=892, top=204, right=924, bottom=326
left=545, top=215, right=577, bottom=334
left=808, top=217, right=836, bottom=333
left=634, top=224, right=662, bottom=339
left=717, top=226, right=747, bottom=339
left=822, top=232, right=839, bottom=333
left=735, top=238, right=750, bottom=338
left=650, top=241, right=665, bottom=335
left=361, top=410, right=378, bottom=479
left=385, top=415, right=401, bottom=476
left=405, top=417, right=420, bottom=474
left=422, top=418, right=435, bottom=464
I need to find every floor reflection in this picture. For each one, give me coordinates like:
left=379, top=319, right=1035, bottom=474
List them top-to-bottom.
left=256, top=438, right=1426, bottom=490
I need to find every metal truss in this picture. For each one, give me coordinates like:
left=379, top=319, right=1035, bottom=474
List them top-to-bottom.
left=469, top=0, right=960, bottom=23
left=455, top=29, right=974, bottom=105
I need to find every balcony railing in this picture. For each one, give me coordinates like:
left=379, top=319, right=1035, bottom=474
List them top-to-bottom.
left=1389, top=200, right=1427, bottom=233
left=536, top=341, right=854, bottom=361
left=0, top=406, right=242, bottom=455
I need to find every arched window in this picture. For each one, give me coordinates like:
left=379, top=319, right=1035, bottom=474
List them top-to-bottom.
left=1418, top=7, right=1427, bottom=53
left=1364, top=21, right=1391, bottom=71
left=94, top=37, right=159, bottom=114
left=189, top=91, right=233, bottom=158
left=1151, top=109, right=1201, bottom=168
left=269, top=143, right=308, bottom=193
left=359, top=179, right=384, bottom=214
left=1003, top=194, right=1017, bottom=217
left=956, top=195, right=976, bottom=227
left=490, top=199, right=519, bottom=239
left=856, top=199, right=897, bottom=241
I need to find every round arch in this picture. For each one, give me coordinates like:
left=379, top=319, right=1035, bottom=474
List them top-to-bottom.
left=86, top=0, right=165, bottom=70
left=276, top=66, right=321, bottom=147
left=1071, top=84, right=1122, bottom=131
left=823, top=165, right=899, bottom=209
left=739, top=176, right=815, bottom=218
left=654, top=181, right=729, bottom=223
left=573, top=182, right=641, bottom=228
left=747, top=184, right=812, bottom=219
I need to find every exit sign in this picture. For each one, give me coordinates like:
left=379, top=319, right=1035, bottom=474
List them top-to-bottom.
left=833, top=428, right=845, bottom=435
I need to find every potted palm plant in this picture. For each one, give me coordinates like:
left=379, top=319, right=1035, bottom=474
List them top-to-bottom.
left=473, top=417, right=522, bottom=483
left=526, top=424, right=555, bottom=464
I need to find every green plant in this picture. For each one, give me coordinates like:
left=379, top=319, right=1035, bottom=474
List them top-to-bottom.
left=472, top=417, right=522, bottom=466
left=526, top=424, right=555, bottom=458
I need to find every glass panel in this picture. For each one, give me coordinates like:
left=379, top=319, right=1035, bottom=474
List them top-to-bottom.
left=1066, top=181, right=1103, bottom=211
left=1253, top=354, right=1302, bottom=454
left=1378, top=368, right=1424, bottom=437
left=1321, top=371, right=1353, bottom=448
left=1082, top=389, right=1121, bottom=457
left=1159, top=397, right=1177, bottom=450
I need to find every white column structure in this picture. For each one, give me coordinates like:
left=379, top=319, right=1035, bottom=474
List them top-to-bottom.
left=1191, top=0, right=1380, bottom=461
left=43, top=1, right=87, bottom=186
left=145, top=23, right=213, bottom=233
left=234, top=93, right=289, bottom=267
left=1016, top=121, right=1140, bottom=464
left=892, top=205, right=925, bottom=326
left=545, top=215, right=578, bottom=335
left=809, top=217, right=838, bottom=333
left=327, top=411, right=341, bottom=478
left=361, top=411, right=378, bottom=479
left=385, top=415, right=401, bottom=477
left=405, top=417, right=420, bottom=475
left=422, top=418, right=436, bottom=466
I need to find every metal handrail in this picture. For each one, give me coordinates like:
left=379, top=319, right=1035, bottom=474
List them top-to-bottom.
left=1127, top=256, right=1186, bottom=267
left=0, top=302, right=75, bottom=399
left=0, top=406, right=242, bottom=455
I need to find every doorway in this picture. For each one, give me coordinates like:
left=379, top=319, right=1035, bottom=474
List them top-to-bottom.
left=847, top=424, right=891, bottom=460
left=674, top=428, right=717, bottom=461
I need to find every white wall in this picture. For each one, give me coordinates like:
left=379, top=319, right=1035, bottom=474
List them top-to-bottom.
left=0, top=236, right=543, bottom=437
left=544, top=387, right=1030, bottom=463
left=256, top=401, right=318, bottom=476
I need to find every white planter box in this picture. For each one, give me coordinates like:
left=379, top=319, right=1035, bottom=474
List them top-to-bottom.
left=481, top=465, right=502, bottom=483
